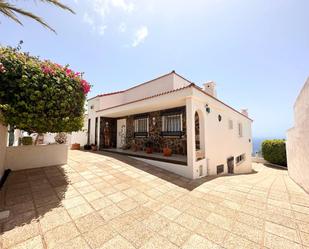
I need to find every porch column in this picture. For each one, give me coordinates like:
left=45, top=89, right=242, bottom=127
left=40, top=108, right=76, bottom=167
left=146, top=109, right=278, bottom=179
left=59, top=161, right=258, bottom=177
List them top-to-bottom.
left=186, top=96, right=195, bottom=178
left=97, top=116, right=100, bottom=148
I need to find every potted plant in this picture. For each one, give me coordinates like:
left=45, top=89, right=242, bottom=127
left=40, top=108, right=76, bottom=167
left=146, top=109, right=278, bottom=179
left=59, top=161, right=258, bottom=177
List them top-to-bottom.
left=21, top=136, right=33, bottom=145
left=145, top=139, right=154, bottom=154
left=71, top=143, right=80, bottom=150
left=84, top=144, right=91, bottom=150
left=91, top=144, right=97, bottom=151
left=163, top=145, right=172, bottom=157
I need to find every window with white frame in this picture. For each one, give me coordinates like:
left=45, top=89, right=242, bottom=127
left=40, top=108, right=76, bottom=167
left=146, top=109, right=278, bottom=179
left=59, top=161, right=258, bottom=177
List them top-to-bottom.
left=162, top=114, right=182, bottom=134
left=134, top=117, right=149, bottom=135
left=229, top=119, right=233, bottom=130
left=238, top=123, right=243, bottom=137
left=236, top=154, right=246, bottom=164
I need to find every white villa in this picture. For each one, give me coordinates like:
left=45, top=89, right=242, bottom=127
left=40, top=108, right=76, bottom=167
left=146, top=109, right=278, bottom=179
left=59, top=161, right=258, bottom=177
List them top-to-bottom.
left=87, top=71, right=253, bottom=179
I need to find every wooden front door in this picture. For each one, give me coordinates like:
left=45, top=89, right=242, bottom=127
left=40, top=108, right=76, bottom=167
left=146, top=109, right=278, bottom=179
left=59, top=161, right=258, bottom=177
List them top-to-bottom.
left=227, top=157, right=234, bottom=174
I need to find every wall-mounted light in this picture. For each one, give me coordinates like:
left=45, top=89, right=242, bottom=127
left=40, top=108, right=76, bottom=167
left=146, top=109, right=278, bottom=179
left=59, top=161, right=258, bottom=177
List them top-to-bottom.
left=205, top=104, right=211, bottom=114
left=152, top=117, right=156, bottom=126
left=105, top=122, right=109, bottom=127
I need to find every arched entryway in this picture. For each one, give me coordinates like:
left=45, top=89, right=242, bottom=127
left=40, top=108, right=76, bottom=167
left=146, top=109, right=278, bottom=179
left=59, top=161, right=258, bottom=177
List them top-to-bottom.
left=194, top=110, right=205, bottom=161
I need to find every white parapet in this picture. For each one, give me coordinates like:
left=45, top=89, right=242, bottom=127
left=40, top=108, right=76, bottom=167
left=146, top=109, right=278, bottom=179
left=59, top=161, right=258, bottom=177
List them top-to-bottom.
left=5, top=144, right=68, bottom=171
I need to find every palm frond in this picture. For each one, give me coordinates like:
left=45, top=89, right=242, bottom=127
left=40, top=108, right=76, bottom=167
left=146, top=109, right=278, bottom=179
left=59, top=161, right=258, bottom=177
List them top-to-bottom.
left=0, top=0, right=75, bottom=33
left=39, top=0, right=75, bottom=14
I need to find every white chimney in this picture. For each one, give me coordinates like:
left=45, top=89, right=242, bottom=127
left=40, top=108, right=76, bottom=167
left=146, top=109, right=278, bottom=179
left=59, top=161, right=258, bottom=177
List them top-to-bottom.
left=203, top=81, right=217, bottom=97
left=241, top=109, right=249, bottom=117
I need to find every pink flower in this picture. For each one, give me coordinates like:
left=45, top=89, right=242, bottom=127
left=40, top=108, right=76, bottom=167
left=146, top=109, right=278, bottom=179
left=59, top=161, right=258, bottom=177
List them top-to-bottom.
left=0, top=63, right=6, bottom=73
left=41, top=65, right=55, bottom=75
left=65, top=68, right=73, bottom=76
left=74, top=72, right=81, bottom=78
left=81, top=79, right=91, bottom=94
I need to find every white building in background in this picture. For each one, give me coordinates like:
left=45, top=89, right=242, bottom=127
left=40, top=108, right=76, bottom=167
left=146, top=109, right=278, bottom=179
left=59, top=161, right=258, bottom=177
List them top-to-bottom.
left=87, top=71, right=253, bottom=179
left=287, top=78, right=309, bottom=192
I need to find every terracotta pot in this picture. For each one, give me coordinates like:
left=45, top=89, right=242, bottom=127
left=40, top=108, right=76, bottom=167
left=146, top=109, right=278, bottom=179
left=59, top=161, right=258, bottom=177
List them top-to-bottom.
left=71, top=143, right=80, bottom=150
left=131, top=144, right=138, bottom=152
left=91, top=145, right=97, bottom=151
left=145, top=147, right=153, bottom=154
left=163, top=147, right=172, bottom=157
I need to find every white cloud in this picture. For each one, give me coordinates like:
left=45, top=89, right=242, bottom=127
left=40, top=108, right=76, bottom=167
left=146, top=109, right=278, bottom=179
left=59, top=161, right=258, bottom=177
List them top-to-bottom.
left=92, top=0, right=134, bottom=19
left=111, top=0, right=134, bottom=12
left=83, top=12, right=94, bottom=27
left=118, top=22, right=127, bottom=32
left=98, top=25, right=107, bottom=35
left=132, top=26, right=148, bottom=47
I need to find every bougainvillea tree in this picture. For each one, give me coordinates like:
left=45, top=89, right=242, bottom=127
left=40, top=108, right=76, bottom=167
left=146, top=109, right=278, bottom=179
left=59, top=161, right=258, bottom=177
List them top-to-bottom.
left=0, top=46, right=91, bottom=135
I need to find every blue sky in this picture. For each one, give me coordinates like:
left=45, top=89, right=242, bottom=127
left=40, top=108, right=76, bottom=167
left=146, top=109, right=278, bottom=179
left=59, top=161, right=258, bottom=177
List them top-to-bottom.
left=1, top=0, right=308, bottom=138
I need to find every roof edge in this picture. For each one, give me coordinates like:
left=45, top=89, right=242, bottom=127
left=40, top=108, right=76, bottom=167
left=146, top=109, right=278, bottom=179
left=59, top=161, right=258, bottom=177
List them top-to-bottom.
left=88, top=71, right=176, bottom=101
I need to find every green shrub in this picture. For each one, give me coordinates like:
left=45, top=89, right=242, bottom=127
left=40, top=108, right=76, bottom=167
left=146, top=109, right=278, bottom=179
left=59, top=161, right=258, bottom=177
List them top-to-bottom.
left=21, top=136, right=33, bottom=145
left=261, top=139, right=287, bottom=166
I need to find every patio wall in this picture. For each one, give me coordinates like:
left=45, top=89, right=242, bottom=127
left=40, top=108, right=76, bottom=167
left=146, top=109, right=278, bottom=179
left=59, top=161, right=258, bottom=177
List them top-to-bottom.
left=287, top=78, right=309, bottom=192
left=0, top=124, right=7, bottom=179
left=5, top=144, right=68, bottom=171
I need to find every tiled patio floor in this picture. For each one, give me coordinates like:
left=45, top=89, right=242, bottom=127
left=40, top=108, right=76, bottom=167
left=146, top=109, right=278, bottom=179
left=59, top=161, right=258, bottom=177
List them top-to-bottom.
left=0, top=150, right=309, bottom=249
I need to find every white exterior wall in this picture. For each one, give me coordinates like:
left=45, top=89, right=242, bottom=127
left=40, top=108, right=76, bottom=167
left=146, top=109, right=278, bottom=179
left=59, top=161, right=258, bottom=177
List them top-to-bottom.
left=88, top=72, right=252, bottom=179
left=287, top=78, right=309, bottom=192
left=186, top=88, right=252, bottom=178
left=0, top=124, right=7, bottom=179
left=5, top=144, right=68, bottom=171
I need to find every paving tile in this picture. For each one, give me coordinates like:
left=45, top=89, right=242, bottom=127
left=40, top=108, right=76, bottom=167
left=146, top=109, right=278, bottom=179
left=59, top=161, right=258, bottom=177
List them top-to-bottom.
left=83, top=190, right=104, bottom=202
left=107, top=192, right=128, bottom=203
left=62, top=196, right=86, bottom=209
left=90, top=197, right=113, bottom=210
left=116, top=197, right=139, bottom=211
left=67, top=203, right=94, bottom=220
left=98, top=204, right=124, bottom=221
left=157, top=205, right=182, bottom=220
left=39, top=209, right=71, bottom=233
left=74, top=212, right=106, bottom=233
left=174, top=212, right=202, bottom=231
left=206, top=212, right=234, bottom=231
left=236, top=212, right=264, bottom=230
left=142, top=213, right=170, bottom=232
left=2, top=219, right=40, bottom=248
left=159, top=221, right=192, bottom=246
left=196, top=221, right=228, bottom=245
left=232, top=221, right=263, bottom=243
left=265, top=221, right=299, bottom=242
left=44, top=222, right=80, bottom=249
left=120, top=222, right=154, bottom=248
left=83, top=224, right=117, bottom=248
left=264, top=232, right=302, bottom=249
left=301, top=232, right=309, bottom=247
left=223, top=233, right=260, bottom=249
left=140, top=234, right=179, bottom=249
left=181, top=234, right=221, bottom=249
left=10, top=235, right=44, bottom=249
left=99, top=235, right=135, bottom=249
left=56, top=236, right=90, bottom=249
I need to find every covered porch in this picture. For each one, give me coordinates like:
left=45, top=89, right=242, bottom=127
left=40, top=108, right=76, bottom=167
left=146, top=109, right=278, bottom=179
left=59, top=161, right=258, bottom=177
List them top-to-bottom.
left=94, top=86, right=207, bottom=179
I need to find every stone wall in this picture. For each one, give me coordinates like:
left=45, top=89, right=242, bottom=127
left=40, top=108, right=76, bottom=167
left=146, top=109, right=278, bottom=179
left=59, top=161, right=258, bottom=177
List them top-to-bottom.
left=125, top=107, right=187, bottom=155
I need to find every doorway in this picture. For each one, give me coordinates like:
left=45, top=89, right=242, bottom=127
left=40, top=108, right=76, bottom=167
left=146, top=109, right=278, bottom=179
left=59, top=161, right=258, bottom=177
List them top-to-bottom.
left=227, top=157, right=234, bottom=174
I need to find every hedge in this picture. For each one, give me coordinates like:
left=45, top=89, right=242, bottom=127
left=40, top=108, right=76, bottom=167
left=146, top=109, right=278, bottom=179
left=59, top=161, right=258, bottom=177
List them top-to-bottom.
left=261, top=139, right=287, bottom=166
